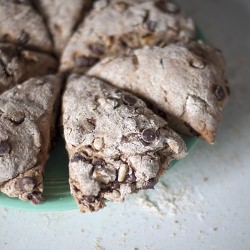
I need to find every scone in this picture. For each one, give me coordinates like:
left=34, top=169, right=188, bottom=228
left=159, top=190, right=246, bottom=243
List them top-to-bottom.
left=0, top=0, right=53, bottom=52
left=36, top=0, right=91, bottom=54
left=60, top=0, right=195, bottom=73
left=88, top=41, right=229, bottom=143
left=0, top=43, right=58, bottom=95
left=0, top=75, right=62, bottom=204
left=62, top=75, right=187, bottom=212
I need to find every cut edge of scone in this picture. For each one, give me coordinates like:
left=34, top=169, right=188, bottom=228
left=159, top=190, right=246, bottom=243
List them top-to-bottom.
left=0, top=74, right=63, bottom=204
left=62, top=74, right=187, bottom=213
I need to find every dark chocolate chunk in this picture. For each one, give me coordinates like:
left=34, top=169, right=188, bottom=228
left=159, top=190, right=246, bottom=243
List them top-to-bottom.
left=146, top=20, right=157, bottom=32
left=17, top=30, right=30, bottom=45
left=89, top=43, right=105, bottom=56
left=75, top=56, right=99, bottom=67
left=214, top=85, right=226, bottom=101
left=122, top=94, right=137, bottom=106
left=8, top=113, right=25, bottom=125
left=141, top=128, right=156, bottom=143
left=0, top=141, right=11, bottom=156
left=70, top=152, right=87, bottom=163
left=126, top=171, right=136, bottom=183
left=18, top=177, right=36, bottom=192
left=142, top=178, right=157, bottom=189
left=111, top=181, right=120, bottom=190
left=27, top=191, right=45, bottom=205
left=82, top=195, right=96, bottom=203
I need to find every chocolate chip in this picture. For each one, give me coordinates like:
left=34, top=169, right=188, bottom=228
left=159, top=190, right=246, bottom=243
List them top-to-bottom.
left=113, top=1, right=129, bottom=12
left=154, top=1, right=179, bottom=14
left=146, top=20, right=157, bottom=32
left=17, top=30, right=30, bottom=45
left=89, top=43, right=105, bottom=56
left=75, top=56, right=99, bottom=67
left=190, top=58, right=206, bottom=69
left=47, top=67, right=57, bottom=74
left=214, top=85, right=226, bottom=101
left=122, top=94, right=137, bottom=106
left=8, top=112, right=25, bottom=125
left=184, top=122, right=201, bottom=137
left=141, top=128, right=156, bottom=143
left=0, top=141, right=11, bottom=156
left=70, top=152, right=87, bottom=163
left=92, top=158, right=105, bottom=167
left=126, top=171, right=136, bottom=183
left=18, top=177, right=36, bottom=192
left=142, top=178, right=157, bottom=189
left=111, top=181, right=120, bottom=190
left=27, top=191, right=45, bottom=205
left=82, top=195, right=96, bottom=203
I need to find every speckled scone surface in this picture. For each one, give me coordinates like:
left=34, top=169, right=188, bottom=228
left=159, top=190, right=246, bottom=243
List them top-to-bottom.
left=0, top=0, right=53, bottom=52
left=36, top=0, right=91, bottom=54
left=60, top=0, right=195, bottom=73
left=88, top=41, right=229, bottom=143
left=0, top=43, right=58, bottom=95
left=0, top=75, right=62, bottom=204
left=62, top=75, right=187, bottom=212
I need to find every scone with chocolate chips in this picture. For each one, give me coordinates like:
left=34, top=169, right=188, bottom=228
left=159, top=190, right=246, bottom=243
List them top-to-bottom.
left=0, top=0, right=53, bottom=52
left=36, top=0, right=91, bottom=54
left=60, top=0, right=195, bottom=73
left=89, top=41, right=229, bottom=143
left=0, top=43, right=58, bottom=95
left=0, top=75, right=62, bottom=204
left=62, top=75, right=187, bottom=212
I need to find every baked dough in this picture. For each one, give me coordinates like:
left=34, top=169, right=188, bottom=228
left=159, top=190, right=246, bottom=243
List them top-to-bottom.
left=88, top=41, right=229, bottom=143
left=62, top=75, right=187, bottom=212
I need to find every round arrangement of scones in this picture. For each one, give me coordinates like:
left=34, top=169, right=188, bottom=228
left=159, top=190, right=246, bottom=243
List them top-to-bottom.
left=0, top=0, right=229, bottom=213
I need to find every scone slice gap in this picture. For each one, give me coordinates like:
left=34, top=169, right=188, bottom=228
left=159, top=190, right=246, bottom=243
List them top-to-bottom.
left=88, top=41, right=230, bottom=143
left=0, top=43, right=58, bottom=95
left=0, top=75, right=63, bottom=204
left=62, top=75, right=187, bottom=212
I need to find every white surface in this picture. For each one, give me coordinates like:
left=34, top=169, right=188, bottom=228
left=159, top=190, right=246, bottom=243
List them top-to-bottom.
left=1, top=0, right=250, bottom=249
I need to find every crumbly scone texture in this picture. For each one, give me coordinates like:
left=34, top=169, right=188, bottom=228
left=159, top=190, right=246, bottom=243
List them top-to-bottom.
left=0, top=0, right=53, bottom=52
left=36, top=0, right=91, bottom=54
left=60, top=0, right=195, bottom=73
left=88, top=41, right=229, bottom=143
left=0, top=43, right=58, bottom=95
left=0, top=75, right=62, bottom=204
left=62, top=75, right=187, bottom=212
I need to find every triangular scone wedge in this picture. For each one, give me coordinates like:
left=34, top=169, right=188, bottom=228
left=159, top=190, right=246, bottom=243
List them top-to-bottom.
left=0, top=0, right=53, bottom=52
left=36, top=0, right=91, bottom=54
left=60, top=0, right=195, bottom=73
left=88, top=41, right=230, bottom=143
left=0, top=43, right=58, bottom=95
left=0, top=75, right=62, bottom=204
left=62, top=75, right=187, bottom=213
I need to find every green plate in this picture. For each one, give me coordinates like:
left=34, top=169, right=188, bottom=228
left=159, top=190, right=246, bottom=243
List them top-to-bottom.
left=0, top=27, right=205, bottom=212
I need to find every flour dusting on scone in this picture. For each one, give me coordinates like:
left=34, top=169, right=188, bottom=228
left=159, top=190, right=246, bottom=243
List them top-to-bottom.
left=0, top=0, right=53, bottom=52
left=60, top=0, right=195, bottom=73
left=88, top=41, right=229, bottom=143
left=0, top=43, right=58, bottom=95
left=0, top=75, right=62, bottom=204
left=62, top=75, right=187, bottom=212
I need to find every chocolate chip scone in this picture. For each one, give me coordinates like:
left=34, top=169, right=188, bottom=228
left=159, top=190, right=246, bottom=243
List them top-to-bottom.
left=0, top=0, right=53, bottom=52
left=36, top=0, right=91, bottom=54
left=60, top=0, right=195, bottom=73
left=89, top=41, right=229, bottom=143
left=0, top=43, right=58, bottom=95
left=0, top=75, right=62, bottom=204
left=62, top=75, right=187, bottom=212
